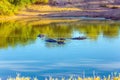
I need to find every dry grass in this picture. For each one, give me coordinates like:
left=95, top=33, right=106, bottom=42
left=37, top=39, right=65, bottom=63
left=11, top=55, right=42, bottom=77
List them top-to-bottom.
left=105, top=4, right=120, bottom=9
left=0, top=5, right=81, bottom=20
left=17, top=5, right=81, bottom=16
left=28, top=5, right=81, bottom=12
left=0, top=17, right=79, bottom=25
left=27, top=18, right=79, bottom=25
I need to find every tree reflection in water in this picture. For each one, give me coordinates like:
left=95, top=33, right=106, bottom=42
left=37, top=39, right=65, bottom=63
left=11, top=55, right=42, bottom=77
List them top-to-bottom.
left=0, top=19, right=120, bottom=48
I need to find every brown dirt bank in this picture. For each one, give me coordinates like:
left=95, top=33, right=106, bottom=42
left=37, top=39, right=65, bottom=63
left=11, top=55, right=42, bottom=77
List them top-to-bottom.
left=44, top=0, right=120, bottom=20
left=20, top=4, right=120, bottom=20
left=44, top=9, right=120, bottom=20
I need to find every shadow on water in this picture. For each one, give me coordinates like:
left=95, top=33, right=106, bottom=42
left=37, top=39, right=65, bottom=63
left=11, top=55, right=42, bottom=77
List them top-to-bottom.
left=0, top=18, right=120, bottom=48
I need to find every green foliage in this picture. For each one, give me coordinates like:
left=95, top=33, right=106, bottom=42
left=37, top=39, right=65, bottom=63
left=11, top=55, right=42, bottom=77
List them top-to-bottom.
left=0, top=0, right=49, bottom=15
left=0, top=0, right=14, bottom=15
left=8, top=0, right=36, bottom=6
left=35, top=0, right=49, bottom=4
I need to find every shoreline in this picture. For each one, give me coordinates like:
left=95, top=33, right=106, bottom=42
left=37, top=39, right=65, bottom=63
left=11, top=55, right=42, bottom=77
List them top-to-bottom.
left=0, top=4, right=120, bottom=21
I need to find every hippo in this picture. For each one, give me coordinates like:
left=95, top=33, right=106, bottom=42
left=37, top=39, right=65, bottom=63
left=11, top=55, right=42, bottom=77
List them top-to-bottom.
left=71, top=36, right=87, bottom=40
left=45, top=38, right=57, bottom=43
left=57, top=40, right=65, bottom=44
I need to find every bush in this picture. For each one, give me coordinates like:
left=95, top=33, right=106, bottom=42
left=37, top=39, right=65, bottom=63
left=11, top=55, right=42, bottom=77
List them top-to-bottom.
left=0, top=0, right=49, bottom=15
left=0, top=0, right=14, bottom=15
left=8, top=0, right=36, bottom=6
left=34, top=0, right=49, bottom=4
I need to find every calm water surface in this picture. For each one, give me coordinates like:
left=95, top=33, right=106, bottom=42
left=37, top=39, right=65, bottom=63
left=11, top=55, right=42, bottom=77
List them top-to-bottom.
left=0, top=18, right=120, bottom=79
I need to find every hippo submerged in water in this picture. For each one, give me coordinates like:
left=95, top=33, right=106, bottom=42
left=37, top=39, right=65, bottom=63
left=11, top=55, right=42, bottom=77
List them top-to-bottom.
left=38, top=35, right=87, bottom=45
left=71, top=36, right=87, bottom=40
left=45, top=38, right=65, bottom=45
left=45, top=38, right=57, bottom=43
left=57, top=38, right=65, bottom=44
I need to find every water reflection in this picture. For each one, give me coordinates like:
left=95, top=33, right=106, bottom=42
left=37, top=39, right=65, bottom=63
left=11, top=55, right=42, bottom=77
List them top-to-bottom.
left=0, top=19, right=120, bottom=48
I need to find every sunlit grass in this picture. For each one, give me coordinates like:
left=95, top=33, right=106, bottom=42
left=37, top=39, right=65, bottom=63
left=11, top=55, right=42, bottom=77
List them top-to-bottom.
left=28, top=5, right=81, bottom=12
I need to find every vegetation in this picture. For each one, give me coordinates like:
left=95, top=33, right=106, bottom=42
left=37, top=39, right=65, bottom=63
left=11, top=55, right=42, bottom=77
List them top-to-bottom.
left=0, top=0, right=49, bottom=15
left=0, top=0, right=14, bottom=15
left=35, top=0, right=49, bottom=4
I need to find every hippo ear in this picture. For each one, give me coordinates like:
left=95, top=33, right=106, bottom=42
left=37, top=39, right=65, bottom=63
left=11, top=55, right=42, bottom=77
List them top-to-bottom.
left=38, top=34, right=41, bottom=37
left=38, top=34, right=45, bottom=38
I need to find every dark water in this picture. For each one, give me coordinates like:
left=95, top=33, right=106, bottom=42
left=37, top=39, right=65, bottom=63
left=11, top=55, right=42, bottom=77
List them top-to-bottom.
left=0, top=18, right=120, bottom=79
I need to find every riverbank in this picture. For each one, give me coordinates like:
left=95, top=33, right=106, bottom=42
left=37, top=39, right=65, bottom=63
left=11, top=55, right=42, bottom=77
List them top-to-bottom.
left=44, top=0, right=120, bottom=20
left=0, top=1, right=120, bottom=20
left=0, top=5, right=80, bottom=21
left=45, top=9, right=120, bottom=20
